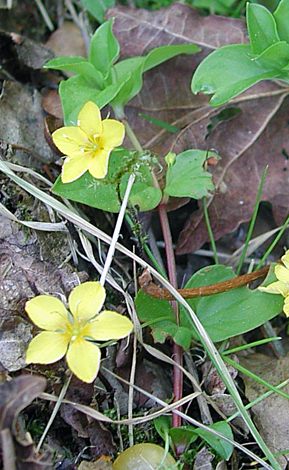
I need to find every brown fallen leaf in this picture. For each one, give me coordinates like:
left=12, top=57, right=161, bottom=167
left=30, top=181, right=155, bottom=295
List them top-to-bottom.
left=107, top=4, right=289, bottom=253
left=45, top=22, right=87, bottom=62
left=239, top=353, right=289, bottom=468
left=0, top=375, right=53, bottom=470
left=59, top=376, right=117, bottom=460
left=78, top=456, right=113, bottom=470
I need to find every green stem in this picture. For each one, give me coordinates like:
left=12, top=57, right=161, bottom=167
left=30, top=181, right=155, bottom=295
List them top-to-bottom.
left=123, top=117, right=144, bottom=153
left=236, top=166, right=268, bottom=275
left=203, top=197, right=218, bottom=264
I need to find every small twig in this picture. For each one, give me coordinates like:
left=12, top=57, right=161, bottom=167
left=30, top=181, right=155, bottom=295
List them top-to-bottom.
left=139, top=265, right=270, bottom=300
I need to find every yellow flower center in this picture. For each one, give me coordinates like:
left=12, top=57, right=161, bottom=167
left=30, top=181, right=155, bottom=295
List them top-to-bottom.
left=80, top=134, right=102, bottom=155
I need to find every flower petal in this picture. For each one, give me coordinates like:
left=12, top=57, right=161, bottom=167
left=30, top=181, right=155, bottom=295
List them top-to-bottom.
left=77, top=101, right=102, bottom=137
left=102, top=119, right=125, bottom=149
left=52, top=127, right=88, bottom=156
left=88, top=149, right=111, bottom=179
left=61, top=154, right=92, bottom=183
left=281, top=250, right=289, bottom=270
left=275, top=265, right=289, bottom=284
left=259, top=280, right=289, bottom=296
left=68, top=281, right=105, bottom=322
left=25, top=295, right=70, bottom=330
left=283, top=296, right=289, bottom=317
left=83, top=310, right=133, bottom=341
left=26, top=331, right=70, bottom=364
left=66, top=337, right=101, bottom=383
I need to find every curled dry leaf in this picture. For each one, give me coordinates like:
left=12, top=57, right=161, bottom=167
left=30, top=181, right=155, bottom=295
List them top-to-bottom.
left=107, top=4, right=289, bottom=253
left=0, top=375, right=53, bottom=470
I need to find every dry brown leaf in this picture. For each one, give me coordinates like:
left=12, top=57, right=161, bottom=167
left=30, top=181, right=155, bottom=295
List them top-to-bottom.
left=107, top=4, right=289, bottom=253
left=45, top=22, right=86, bottom=61
left=239, top=353, right=289, bottom=468
left=0, top=375, right=53, bottom=470
left=78, top=456, right=114, bottom=470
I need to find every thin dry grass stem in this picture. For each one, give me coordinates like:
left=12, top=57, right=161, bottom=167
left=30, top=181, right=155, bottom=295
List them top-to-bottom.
left=34, top=0, right=54, bottom=31
left=64, top=0, right=90, bottom=56
left=128, top=334, right=137, bottom=447
left=184, top=352, right=213, bottom=425
left=37, top=373, right=72, bottom=452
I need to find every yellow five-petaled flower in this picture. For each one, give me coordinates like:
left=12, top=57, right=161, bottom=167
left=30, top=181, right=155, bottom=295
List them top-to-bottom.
left=52, top=101, right=125, bottom=183
left=258, top=249, right=289, bottom=317
left=25, top=281, right=133, bottom=383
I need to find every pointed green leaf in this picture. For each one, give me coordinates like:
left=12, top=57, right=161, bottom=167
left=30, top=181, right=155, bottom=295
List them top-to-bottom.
left=79, top=0, right=115, bottom=24
left=274, top=0, right=289, bottom=43
left=247, top=3, right=280, bottom=54
left=89, top=20, right=120, bottom=76
left=255, top=41, right=289, bottom=69
left=110, top=44, right=199, bottom=108
left=143, top=44, right=200, bottom=72
left=191, top=44, right=288, bottom=106
left=44, top=56, right=103, bottom=87
left=59, top=74, right=130, bottom=125
left=195, top=421, right=234, bottom=460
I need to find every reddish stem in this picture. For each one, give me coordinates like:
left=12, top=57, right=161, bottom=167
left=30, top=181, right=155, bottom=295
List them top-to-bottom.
left=158, top=203, right=183, bottom=433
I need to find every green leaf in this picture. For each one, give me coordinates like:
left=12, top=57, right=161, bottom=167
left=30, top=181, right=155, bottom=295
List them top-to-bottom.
left=78, top=0, right=115, bottom=23
left=191, top=0, right=236, bottom=15
left=274, top=0, right=289, bottom=43
left=247, top=3, right=280, bottom=54
left=89, top=20, right=120, bottom=77
left=255, top=41, right=289, bottom=69
left=110, top=44, right=199, bottom=108
left=143, top=44, right=200, bottom=72
left=191, top=44, right=288, bottom=106
left=44, top=56, right=103, bottom=88
left=110, top=60, right=144, bottom=108
left=59, top=75, right=130, bottom=125
left=140, top=114, right=179, bottom=133
left=52, top=149, right=162, bottom=212
left=164, top=149, right=217, bottom=199
left=181, top=265, right=283, bottom=342
left=135, top=290, right=193, bottom=349
left=154, top=416, right=172, bottom=441
left=195, top=421, right=233, bottom=460
left=169, top=427, right=198, bottom=453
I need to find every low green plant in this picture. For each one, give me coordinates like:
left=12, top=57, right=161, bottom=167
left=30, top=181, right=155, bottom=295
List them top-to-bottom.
left=192, top=0, right=289, bottom=105
left=2, top=3, right=289, bottom=468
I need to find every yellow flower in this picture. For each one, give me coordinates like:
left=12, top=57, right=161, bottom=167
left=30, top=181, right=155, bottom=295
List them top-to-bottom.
left=52, top=101, right=125, bottom=183
left=258, top=249, right=289, bottom=316
left=25, top=282, right=133, bottom=383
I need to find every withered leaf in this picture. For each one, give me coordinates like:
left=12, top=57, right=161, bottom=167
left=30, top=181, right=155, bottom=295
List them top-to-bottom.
left=107, top=4, right=289, bottom=253
left=0, top=375, right=46, bottom=431
left=0, top=376, right=53, bottom=470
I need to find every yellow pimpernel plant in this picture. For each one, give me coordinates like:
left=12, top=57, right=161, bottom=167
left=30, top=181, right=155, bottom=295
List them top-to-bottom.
left=52, top=101, right=125, bottom=183
left=258, top=249, right=289, bottom=316
left=25, top=281, right=133, bottom=383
